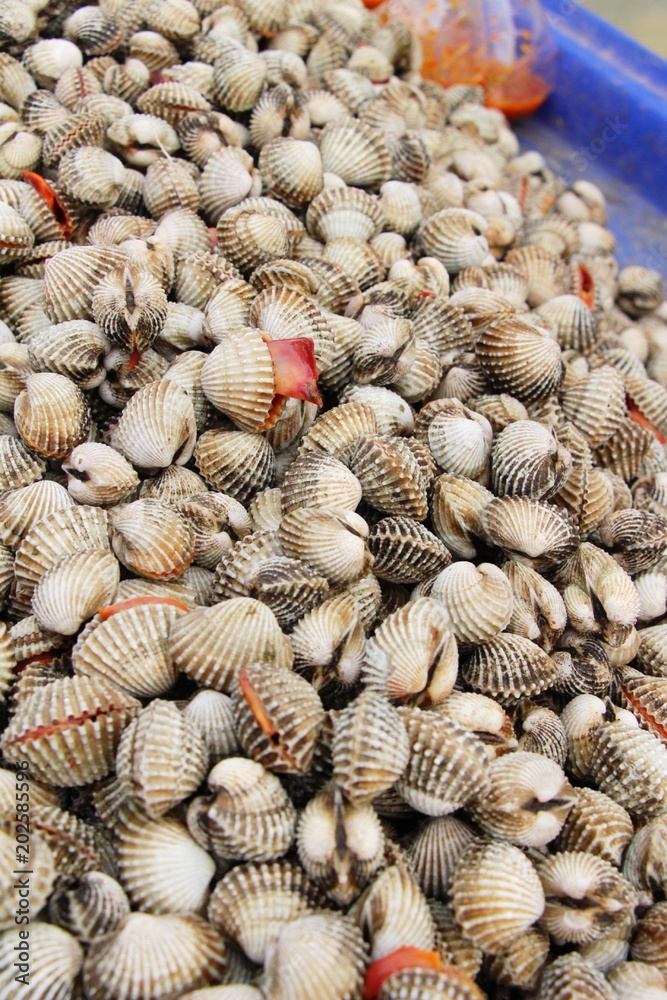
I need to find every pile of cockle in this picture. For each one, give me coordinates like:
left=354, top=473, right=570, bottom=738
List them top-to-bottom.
left=1, top=0, right=667, bottom=998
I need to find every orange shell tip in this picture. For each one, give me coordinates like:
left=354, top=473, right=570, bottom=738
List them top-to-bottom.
left=97, top=596, right=190, bottom=620
left=363, top=948, right=446, bottom=999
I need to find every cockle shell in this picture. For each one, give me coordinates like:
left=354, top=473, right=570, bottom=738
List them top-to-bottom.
left=306, top=185, right=385, bottom=243
left=476, top=316, right=564, bottom=402
left=27, top=320, right=110, bottom=389
left=14, top=372, right=89, bottom=460
left=108, top=379, right=197, bottom=471
left=491, top=419, right=572, bottom=499
left=196, top=429, right=275, bottom=501
left=348, top=433, right=428, bottom=521
left=63, top=442, right=139, bottom=506
left=0, top=479, right=73, bottom=550
left=482, top=496, right=579, bottom=572
left=110, top=499, right=194, bottom=579
left=13, top=503, right=109, bottom=602
left=279, top=507, right=371, bottom=587
left=368, top=516, right=450, bottom=584
left=31, top=548, right=120, bottom=636
left=504, top=559, right=567, bottom=650
left=429, top=561, right=513, bottom=643
left=290, top=592, right=365, bottom=692
left=169, top=596, right=292, bottom=692
left=363, top=598, right=458, bottom=706
left=72, top=601, right=185, bottom=698
left=462, top=633, right=563, bottom=703
left=232, top=661, right=325, bottom=774
left=1, top=675, right=140, bottom=786
left=332, top=689, right=410, bottom=803
left=116, top=701, right=208, bottom=819
left=396, top=706, right=489, bottom=816
left=589, top=722, right=667, bottom=816
left=468, top=751, right=575, bottom=846
left=190, top=757, right=296, bottom=863
left=297, top=784, right=384, bottom=905
left=116, top=800, right=216, bottom=916
left=405, top=816, right=479, bottom=899
left=450, top=840, right=545, bottom=953
left=538, top=851, right=637, bottom=945
left=351, top=856, right=434, bottom=961
left=207, top=861, right=325, bottom=966
left=48, top=871, right=130, bottom=943
left=260, top=911, right=367, bottom=1000
left=82, top=913, right=226, bottom=1000
left=0, top=923, right=83, bottom=1000
left=536, top=953, right=616, bottom=1000
left=608, top=961, right=667, bottom=1000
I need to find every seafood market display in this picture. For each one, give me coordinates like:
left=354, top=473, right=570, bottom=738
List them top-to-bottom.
left=0, top=0, right=667, bottom=998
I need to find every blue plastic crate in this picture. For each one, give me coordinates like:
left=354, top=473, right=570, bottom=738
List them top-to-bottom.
left=513, top=0, right=667, bottom=279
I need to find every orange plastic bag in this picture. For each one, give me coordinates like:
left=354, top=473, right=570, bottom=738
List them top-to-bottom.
left=368, top=0, right=557, bottom=119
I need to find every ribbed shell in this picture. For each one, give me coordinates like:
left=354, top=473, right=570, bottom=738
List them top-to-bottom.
left=319, top=117, right=391, bottom=188
left=260, top=137, right=323, bottom=208
left=420, top=208, right=489, bottom=272
left=43, top=244, right=127, bottom=324
left=476, top=317, right=564, bottom=402
left=28, top=320, right=110, bottom=389
left=201, top=329, right=275, bottom=432
left=561, top=366, right=627, bottom=448
left=14, top=372, right=89, bottom=460
left=108, top=379, right=197, bottom=470
left=491, top=420, right=572, bottom=499
left=195, top=429, right=275, bottom=501
left=0, top=433, right=45, bottom=491
left=348, top=433, right=428, bottom=520
left=63, top=442, right=139, bottom=506
left=281, top=451, right=362, bottom=514
left=0, top=479, right=73, bottom=550
left=481, top=496, right=579, bottom=572
left=110, top=499, right=194, bottom=580
left=14, top=504, right=110, bottom=601
left=278, top=507, right=371, bottom=587
left=367, top=517, right=450, bottom=584
left=32, top=548, right=120, bottom=636
left=504, top=560, right=567, bottom=651
left=429, top=561, right=513, bottom=643
left=290, top=592, right=365, bottom=691
left=169, top=597, right=293, bottom=692
left=362, top=598, right=458, bottom=705
left=72, top=602, right=185, bottom=698
left=637, top=624, right=667, bottom=677
left=462, top=633, right=563, bottom=703
left=232, top=661, right=325, bottom=774
left=617, top=666, right=667, bottom=744
left=1, top=675, right=140, bottom=786
left=332, top=690, right=410, bottom=803
left=116, top=701, right=208, bottom=819
left=396, top=706, right=490, bottom=816
left=589, top=723, right=667, bottom=816
left=468, top=751, right=575, bottom=847
left=195, top=757, right=296, bottom=863
left=296, top=784, right=384, bottom=905
left=117, top=803, right=215, bottom=916
left=405, top=816, right=479, bottom=898
left=450, top=840, right=545, bottom=953
left=537, top=850, right=636, bottom=945
left=352, top=859, right=435, bottom=961
left=207, top=861, right=324, bottom=965
left=48, top=871, right=130, bottom=943
left=260, top=912, right=367, bottom=1000
left=82, top=913, right=227, bottom=1000
left=0, top=923, right=83, bottom=1000
left=536, top=953, right=615, bottom=1000
left=376, top=967, right=485, bottom=1000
